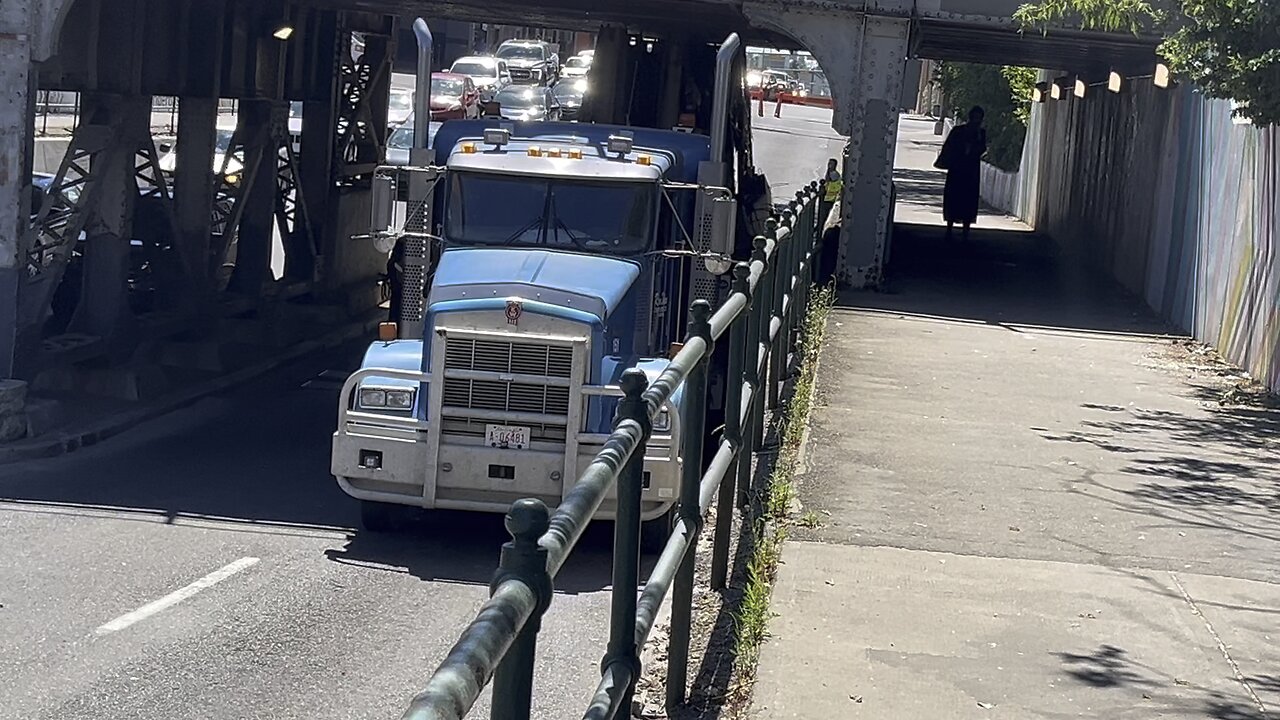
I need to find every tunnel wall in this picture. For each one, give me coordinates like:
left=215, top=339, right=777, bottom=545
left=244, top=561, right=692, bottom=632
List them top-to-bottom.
left=986, top=84, right=1279, bottom=392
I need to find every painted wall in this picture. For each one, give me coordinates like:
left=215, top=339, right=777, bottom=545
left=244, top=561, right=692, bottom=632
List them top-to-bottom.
left=982, top=84, right=1279, bottom=392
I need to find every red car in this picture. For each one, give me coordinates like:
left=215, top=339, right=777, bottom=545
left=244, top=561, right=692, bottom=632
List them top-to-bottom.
left=430, top=72, right=481, bottom=121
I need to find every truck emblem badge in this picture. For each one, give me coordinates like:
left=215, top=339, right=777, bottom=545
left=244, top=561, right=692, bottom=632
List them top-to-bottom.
left=505, top=300, right=523, bottom=326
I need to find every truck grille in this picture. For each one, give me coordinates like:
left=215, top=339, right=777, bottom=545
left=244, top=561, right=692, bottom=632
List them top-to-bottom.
left=509, top=67, right=535, bottom=82
left=440, top=337, right=576, bottom=442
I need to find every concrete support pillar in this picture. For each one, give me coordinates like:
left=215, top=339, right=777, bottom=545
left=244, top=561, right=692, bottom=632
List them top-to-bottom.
left=741, top=5, right=909, bottom=288
left=0, top=11, right=34, bottom=379
left=838, top=18, right=909, bottom=288
left=580, top=24, right=629, bottom=125
left=69, top=94, right=149, bottom=350
left=173, top=97, right=217, bottom=296
left=228, top=100, right=281, bottom=296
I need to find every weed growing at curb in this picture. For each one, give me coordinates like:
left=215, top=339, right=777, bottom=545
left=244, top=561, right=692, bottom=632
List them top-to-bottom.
left=728, top=283, right=834, bottom=710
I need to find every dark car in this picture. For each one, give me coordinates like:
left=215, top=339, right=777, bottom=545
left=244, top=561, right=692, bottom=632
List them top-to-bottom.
left=495, top=40, right=559, bottom=86
left=551, top=79, right=587, bottom=122
left=495, top=85, right=561, bottom=122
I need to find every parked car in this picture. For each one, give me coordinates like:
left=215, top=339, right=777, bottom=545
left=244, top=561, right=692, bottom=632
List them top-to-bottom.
left=495, top=40, right=559, bottom=86
left=449, top=55, right=512, bottom=102
left=561, top=55, right=590, bottom=79
left=747, top=69, right=798, bottom=101
left=429, top=73, right=481, bottom=121
left=551, top=78, right=587, bottom=121
left=494, top=85, right=561, bottom=122
left=388, top=86, right=414, bottom=127
left=385, top=117, right=443, bottom=166
left=156, top=125, right=244, bottom=180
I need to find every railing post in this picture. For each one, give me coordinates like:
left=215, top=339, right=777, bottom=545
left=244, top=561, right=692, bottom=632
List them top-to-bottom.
left=770, top=207, right=795, bottom=408
left=765, top=217, right=784, bottom=410
left=741, top=236, right=769, bottom=510
left=711, top=264, right=752, bottom=589
left=667, top=300, right=712, bottom=709
left=600, top=369, right=651, bottom=715
left=490, top=499, right=553, bottom=720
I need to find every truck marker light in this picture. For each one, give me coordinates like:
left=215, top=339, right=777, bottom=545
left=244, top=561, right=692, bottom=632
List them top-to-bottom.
left=461, top=142, right=477, bottom=154
left=527, top=146, right=543, bottom=157
left=546, top=148, right=563, bottom=158
left=567, top=148, right=583, bottom=159
left=636, top=154, right=652, bottom=166
left=378, top=322, right=398, bottom=341
left=668, top=342, right=684, bottom=359
left=359, top=450, right=383, bottom=470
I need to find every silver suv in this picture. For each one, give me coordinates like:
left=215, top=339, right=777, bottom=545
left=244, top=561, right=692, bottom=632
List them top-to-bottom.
left=494, top=40, right=559, bottom=86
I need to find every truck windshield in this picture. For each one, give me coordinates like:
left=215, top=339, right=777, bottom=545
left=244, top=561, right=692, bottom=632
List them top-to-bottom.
left=446, top=173, right=655, bottom=255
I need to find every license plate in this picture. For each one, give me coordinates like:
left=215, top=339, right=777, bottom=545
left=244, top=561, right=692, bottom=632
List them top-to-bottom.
left=486, top=424, right=531, bottom=450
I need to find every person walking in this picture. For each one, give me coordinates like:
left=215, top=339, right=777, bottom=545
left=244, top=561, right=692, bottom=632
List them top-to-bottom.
left=934, top=105, right=987, bottom=240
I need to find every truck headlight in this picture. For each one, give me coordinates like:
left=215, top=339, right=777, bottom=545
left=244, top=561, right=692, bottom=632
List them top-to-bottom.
left=359, top=388, right=387, bottom=408
left=385, top=389, right=415, bottom=409
left=653, top=408, right=672, bottom=433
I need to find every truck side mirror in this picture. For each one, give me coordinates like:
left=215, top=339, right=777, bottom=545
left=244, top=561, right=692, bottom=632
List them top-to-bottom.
left=370, top=169, right=396, bottom=233
left=706, top=191, right=737, bottom=274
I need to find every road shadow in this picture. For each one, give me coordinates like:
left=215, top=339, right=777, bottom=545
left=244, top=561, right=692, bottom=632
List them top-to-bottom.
left=844, top=221, right=1172, bottom=338
left=325, top=509, right=654, bottom=595
left=1055, top=644, right=1271, bottom=719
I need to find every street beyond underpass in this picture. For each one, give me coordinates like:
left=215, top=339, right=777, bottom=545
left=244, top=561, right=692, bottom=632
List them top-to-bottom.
left=0, top=107, right=841, bottom=719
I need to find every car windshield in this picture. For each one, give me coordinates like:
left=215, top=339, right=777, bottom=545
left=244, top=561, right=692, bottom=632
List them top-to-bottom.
left=497, top=44, right=545, bottom=60
left=565, top=57, right=588, bottom=69
left=451, top=61, right=495, bottom=77
left=432, top=78, right=464, bottom=96
left=553, top=80, right=586, bottom=103
left=497, top=87, right=542, bottom=107
left=389, top=91, right=413, bottom=110
left=388, top=124, right=414, bottom=149
left=214, top=129, right=235, bottom=154
left=447, top=173, right=656, bottom=255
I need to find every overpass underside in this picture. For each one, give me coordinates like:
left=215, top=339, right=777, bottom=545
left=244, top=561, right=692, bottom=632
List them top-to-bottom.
left=0, top=0, right=1158, bottom=424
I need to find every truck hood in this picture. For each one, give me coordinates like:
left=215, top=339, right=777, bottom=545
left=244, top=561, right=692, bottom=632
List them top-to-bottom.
left=503, top=58, right=545, bottom=68
left=427, top=248, right=641, bottom=322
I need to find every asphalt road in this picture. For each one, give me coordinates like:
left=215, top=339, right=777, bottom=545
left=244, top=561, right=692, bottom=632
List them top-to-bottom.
left=750, top=102, right=847, bottom=198
left=0, top=107, right=846, bottom=719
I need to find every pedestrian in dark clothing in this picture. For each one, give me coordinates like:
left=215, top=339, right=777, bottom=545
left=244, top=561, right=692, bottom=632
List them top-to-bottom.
left=935, top=105, right=987, bottom=240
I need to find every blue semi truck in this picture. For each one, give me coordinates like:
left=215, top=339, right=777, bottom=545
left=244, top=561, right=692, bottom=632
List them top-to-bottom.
left=332, top=34, right=768, bottom=543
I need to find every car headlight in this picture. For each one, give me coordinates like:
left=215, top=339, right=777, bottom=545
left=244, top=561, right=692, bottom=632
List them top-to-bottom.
left=359, top=388, right=386, bottom=408
left=386, top=389, right=415, bottom=409
left=653, top=408, right=672, bottom=433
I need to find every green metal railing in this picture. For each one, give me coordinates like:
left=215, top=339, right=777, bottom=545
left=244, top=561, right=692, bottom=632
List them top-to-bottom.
left=400, top=179, right=828, bottom=720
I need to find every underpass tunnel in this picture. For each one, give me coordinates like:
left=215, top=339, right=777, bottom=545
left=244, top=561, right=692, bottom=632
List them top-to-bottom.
left=0, top=0, right=1167, bottom=440
left=879, top=22, right=1160, bottom=329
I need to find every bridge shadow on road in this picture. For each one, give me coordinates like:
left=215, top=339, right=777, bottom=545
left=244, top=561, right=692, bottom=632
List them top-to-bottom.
left=325, top=512, right=653, bottom=595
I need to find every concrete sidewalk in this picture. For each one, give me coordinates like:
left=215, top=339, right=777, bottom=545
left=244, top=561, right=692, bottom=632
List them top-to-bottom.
left=749, top=116, right=1280, bottom=719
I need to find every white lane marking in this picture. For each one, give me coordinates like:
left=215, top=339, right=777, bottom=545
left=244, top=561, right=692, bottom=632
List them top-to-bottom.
left=96, top=557, right=260, bottom=635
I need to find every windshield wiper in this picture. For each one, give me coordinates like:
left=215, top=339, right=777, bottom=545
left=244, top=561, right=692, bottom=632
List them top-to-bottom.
left=501, top=215, right=543, bottom=245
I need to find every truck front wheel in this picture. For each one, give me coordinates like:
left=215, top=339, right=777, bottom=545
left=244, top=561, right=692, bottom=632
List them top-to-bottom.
left=641, top=507, right=677, bottom=554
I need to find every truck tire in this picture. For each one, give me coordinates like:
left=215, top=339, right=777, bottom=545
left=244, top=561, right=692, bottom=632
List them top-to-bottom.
left=360, top=500, right=405, bottom=533
left=641, top=507, right=677, bottom=555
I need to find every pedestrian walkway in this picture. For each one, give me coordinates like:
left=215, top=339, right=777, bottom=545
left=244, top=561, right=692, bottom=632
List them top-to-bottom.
left=749, top=117, right=1280, bottom=719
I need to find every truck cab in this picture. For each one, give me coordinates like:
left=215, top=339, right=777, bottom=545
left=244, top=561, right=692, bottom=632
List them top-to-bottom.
left=333, top=120, right=742, bottom=537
